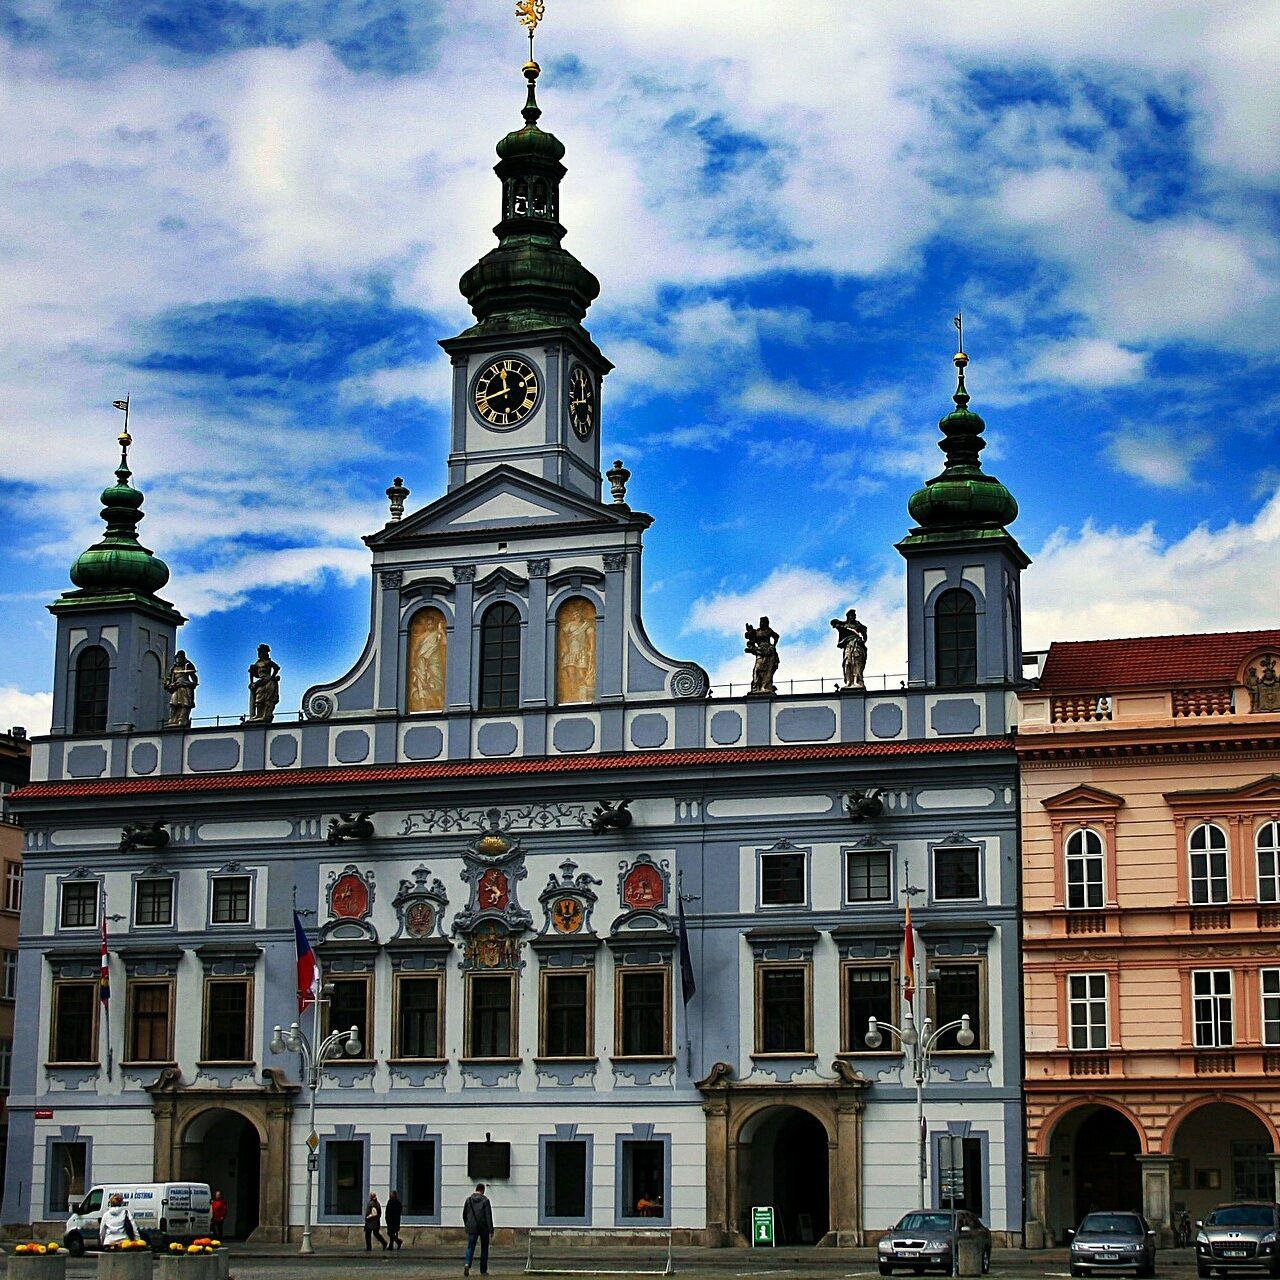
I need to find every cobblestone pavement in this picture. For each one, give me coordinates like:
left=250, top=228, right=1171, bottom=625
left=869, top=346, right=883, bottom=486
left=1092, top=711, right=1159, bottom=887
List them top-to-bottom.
left=8, top=1246, right=1207, bottom=1280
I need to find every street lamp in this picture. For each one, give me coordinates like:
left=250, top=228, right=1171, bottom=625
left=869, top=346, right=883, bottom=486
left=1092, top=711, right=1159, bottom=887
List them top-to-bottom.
left=271, top=995, right=362, bottom=1256
left=866, top=1009, right=975, bottom=1211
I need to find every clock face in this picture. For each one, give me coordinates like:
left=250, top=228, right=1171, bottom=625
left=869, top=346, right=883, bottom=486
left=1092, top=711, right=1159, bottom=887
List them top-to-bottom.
left=473, top=356, right=541, bottom=429
left=568, top=365, right=595, bottom=440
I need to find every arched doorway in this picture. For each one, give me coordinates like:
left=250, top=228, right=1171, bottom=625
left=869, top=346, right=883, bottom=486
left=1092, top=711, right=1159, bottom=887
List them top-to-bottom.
left=1170, top=1102, right=1276, bottom=1223
left=1046, top=1104, right=1142, bottom=1239
left=739, top=1106, right=830, bottom=1245
left=180, top=1109, right=262, bottom=1239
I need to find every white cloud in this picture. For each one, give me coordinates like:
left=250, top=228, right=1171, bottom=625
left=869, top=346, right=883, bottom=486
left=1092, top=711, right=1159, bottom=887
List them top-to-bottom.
left=1030, top=338, right=1146, bottom=386
left=1105, top=427, right=1211, bottom=489
left=175, top=547, right=371, bottom=617
left=0, top=688, right=52, bottom=738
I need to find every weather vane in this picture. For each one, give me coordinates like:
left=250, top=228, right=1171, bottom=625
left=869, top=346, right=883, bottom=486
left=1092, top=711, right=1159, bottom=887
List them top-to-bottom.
left=516, top=0, right=545, bottom=60
left=953, top=312, right=964, bottom=356
left=112, top=394, right=132, bottom=459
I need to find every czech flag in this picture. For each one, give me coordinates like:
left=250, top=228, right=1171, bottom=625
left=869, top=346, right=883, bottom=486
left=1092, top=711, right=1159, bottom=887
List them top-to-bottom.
left=902, top=899, right=921, bottom=1013
left=294, top=911, right=320, bottom=1013
left=99, top=914, right=110, bottom=1007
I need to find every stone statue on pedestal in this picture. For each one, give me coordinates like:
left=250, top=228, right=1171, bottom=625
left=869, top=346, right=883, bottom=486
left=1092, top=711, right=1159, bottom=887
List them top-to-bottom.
left=831, top=608, right=868, bottom=690
left=745, top=616, right=779, bottom=696
left=248, top=644, right=281, bottom=723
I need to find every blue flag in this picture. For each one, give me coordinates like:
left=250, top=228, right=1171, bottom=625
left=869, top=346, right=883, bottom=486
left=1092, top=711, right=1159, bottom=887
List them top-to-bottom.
left=677, top=894, right=696, bottom=1005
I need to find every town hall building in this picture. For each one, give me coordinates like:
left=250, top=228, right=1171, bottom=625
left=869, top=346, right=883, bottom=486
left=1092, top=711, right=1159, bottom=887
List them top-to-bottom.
left=2, top=36, right=1030, bottom=1247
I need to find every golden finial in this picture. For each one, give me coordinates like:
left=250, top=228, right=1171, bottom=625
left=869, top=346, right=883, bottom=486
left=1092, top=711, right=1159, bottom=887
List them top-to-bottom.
left=516, top=0, right=545, bottom=61
left=953, top=313, right=967, bottom=368
left=112, top=396, right=132, bottom=464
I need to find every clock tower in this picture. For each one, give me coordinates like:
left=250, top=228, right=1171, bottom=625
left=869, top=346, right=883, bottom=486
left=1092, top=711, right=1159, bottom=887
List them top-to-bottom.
left=439, top=58, right=612, bottom=501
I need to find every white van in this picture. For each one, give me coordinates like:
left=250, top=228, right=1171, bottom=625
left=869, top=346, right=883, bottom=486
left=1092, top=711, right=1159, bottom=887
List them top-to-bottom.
left=64, top=1182, right=212, bottom=1255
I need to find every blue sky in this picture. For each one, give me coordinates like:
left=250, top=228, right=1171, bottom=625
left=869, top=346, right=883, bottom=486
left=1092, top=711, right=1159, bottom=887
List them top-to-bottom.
left=2, top=0, right=1279, bottom=730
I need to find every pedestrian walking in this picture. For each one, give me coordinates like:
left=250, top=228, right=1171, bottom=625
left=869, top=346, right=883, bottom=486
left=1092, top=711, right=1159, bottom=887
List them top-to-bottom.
left=463, top=1183, right=493, bottom=1276
left=386, top=1189, right=403, bottom=1251
left=210, top=1190, right=228, bottom=1238
left=365, top=1192, right=389, bottom=1251
left=99, top=1193, right=139, bottom=1249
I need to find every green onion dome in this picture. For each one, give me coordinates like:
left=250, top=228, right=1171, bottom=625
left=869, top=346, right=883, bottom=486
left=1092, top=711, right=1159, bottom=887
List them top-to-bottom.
left=907, top=352, right=1018, bottom=531
left=68, top=434, right=171, bottom=595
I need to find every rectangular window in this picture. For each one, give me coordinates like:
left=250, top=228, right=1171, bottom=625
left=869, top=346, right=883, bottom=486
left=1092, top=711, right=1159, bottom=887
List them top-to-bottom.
left=1190, top=826, right=1230, bottom=905
left=1065, top=831, right=1105, bottom=909
left=934, top=845, right=981, bottom=901
left=845, top=849, right=892, bottom=903
left=760, top=853, right=806, bottom=906
left=3, top=860, right=21, bottom=913
left=210, top=876, right=251, bottom=924
left=134, top=878, right=174, bottom=927
left=59, top=880, right=98, bottom=929
left=1, top=949, right=16, bottom=1000
left=842, top=963, right=895, bottom=1052
left=932, top=963, right=984, bottom=1049
left=755, top=964, right=810, bottom=1055
left=616, top=967, right=670, bottom=1058
left=1193, top=969, right=1234, bottom=1047
left=1263, top=969, right=1280, bottom=1046
left=541, top=970, right=592, bottom=1058
left=1067, top=972, right=1109, bottom=1050
left=466, top=973, right=516, bottom=1059
left=394, top=974, right=442, bottom=1060
left=324, top=977, right=371, bottom=1056
left=202, top=978, right=250, bottom=1061
left=127, top=980, right=173, bottom=1063
left=50, top=981, right=97, bottom=1063
left=0, top=1037, right=12, bottom=1089
left=937, top=1136, right=985, bottom=1214
left=323, top=1139, right=364, bottom=1218
left=619, top=1139, right=666, bottom=1221
left=46, top=1140, right=87, bottom=1218
left=395, top=1140, right=437, bottom=1217
left=544, top=1140, right=589, bottom=1222
left=1232, top=1141, right=1270, bottom=1201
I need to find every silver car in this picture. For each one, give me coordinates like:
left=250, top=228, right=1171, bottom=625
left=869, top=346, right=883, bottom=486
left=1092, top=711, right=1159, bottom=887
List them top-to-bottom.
left=1196, top=1202, right=1280, bottom=1278
left=877, top=1210, right=992, bottom=1276
left=1069, top=1211, right=1157, bottom=1277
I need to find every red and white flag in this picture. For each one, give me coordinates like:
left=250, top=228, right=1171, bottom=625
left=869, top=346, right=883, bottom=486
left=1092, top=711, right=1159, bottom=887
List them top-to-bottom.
left=902, top=899, right=921, bottom=1013
left=294, top=911, right=320, bottom=1013
left=99, top=914, right=111, bottom=1007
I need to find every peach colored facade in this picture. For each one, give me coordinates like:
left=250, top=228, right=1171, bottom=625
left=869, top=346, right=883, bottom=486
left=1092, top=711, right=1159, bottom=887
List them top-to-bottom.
left=1018, top=635, right=1280, bottom=1245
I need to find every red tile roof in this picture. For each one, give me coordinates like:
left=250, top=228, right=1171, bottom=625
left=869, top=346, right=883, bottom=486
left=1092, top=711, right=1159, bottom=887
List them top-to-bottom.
left=1038, top=630, right=1280, bottom=693
left=12, top=736, right=1014, bottom=803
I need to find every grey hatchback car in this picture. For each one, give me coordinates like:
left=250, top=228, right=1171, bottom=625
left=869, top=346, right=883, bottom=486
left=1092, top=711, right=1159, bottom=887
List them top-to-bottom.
left=1196, top=1202, right=1280, bottom=1277
left=877, top=1210, right=992, bottom=1275
left=1069, top=1212, right=1157, bottom=1276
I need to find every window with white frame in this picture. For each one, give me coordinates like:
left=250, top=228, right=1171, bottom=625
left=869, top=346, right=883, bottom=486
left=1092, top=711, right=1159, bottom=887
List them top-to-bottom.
left=1189, top=823, right=1229, bottom=904
left=1258, top=823, right=1280, bottom=903
left=1065, top=828, right=1105, bottom=909
left=933, top=844, right=981, bottom=901
left=845, top=848, right=892, bottom=903
left=759, top=851, right=806, bottom=907
left=3, top=860, right=21, bottom=912
left=210, top=875, right=251, bottom=924
left=134, top=878, right=174, bottom=928
left=59, top=879, right=99, bottom=929
left=1, top=948, right=16, bottom=1000
left=1192, top=969, right=1233, bottom=1047
left=1263, top=969, right=1280, bottom=1046
left=1067, top=972, right=1108, bottom=1049
left=0, top=1036, right=11, bottom=1088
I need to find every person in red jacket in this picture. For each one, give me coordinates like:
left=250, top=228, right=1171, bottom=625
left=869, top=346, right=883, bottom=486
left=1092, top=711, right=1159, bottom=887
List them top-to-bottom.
left=210, top=1191, right=228, bottom=1238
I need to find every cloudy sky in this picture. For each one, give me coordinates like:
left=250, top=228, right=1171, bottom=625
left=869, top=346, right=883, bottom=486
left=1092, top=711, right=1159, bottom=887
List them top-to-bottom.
left=2, top=0, right=1279, bottom=732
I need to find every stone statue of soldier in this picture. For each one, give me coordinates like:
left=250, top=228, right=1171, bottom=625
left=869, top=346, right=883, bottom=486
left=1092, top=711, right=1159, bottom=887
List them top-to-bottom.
left=831, top=608, right=869, bottom=690
left=164, top=650, right=199, bottom=728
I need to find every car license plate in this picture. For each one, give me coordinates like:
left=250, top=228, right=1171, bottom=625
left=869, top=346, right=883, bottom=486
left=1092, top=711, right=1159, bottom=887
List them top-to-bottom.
left=1224, top=1250, right=1247, bottom=1258
left=1096, top=1254, right=1119, bottom=1262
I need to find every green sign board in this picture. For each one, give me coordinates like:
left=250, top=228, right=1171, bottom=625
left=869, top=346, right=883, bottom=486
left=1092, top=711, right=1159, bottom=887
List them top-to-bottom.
left=751, top=1206, right=775, bottom=1247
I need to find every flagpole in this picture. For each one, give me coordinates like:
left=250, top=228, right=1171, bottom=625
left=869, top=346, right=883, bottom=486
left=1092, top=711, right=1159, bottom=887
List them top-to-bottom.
left=100, top=904, right=113, bottom=1081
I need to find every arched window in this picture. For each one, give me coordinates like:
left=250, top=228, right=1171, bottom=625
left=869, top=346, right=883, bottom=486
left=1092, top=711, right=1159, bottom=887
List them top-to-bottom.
left=934, top=588, right=977, bottom=687
left=556, top=597, right=597, bottom=705
left=479, top=603, right=521, bottom=711
left=406, top=608, right=448, bottom=714
left=73, top=645, right=110, bottom=734
left=1258, top=822, right=1280, bottom=902
left=1189, top=823, right=1229, bottom=904
left=1065, top=828, right=1105, bottom=909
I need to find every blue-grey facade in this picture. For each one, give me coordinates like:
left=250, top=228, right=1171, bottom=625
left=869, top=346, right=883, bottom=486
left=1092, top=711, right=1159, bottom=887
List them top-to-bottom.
left=2, top=57, right=1029, bottom=1248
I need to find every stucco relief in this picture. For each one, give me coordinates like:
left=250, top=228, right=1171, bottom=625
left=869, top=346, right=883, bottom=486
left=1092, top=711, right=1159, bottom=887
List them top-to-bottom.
left=556, top=596, right=597, bottom=705
left=407, top=607, right=447, bottom=713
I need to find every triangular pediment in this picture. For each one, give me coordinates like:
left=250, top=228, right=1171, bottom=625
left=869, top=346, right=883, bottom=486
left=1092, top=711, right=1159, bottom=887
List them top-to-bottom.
left=367, top=466, right=644, bottom=548
left=1165, top=774, right=1280, bottom=806
left=1040, top=784, right=1126, bottom=812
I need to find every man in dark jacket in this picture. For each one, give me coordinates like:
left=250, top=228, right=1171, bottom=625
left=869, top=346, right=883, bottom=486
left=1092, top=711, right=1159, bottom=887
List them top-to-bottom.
left=463, top=1183, right=494, bottom=1276
left=386, top=1189, right=403, bottom=1251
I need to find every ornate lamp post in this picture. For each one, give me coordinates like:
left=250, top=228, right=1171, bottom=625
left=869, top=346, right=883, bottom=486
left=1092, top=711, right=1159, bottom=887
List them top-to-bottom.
left=271, top=997, right=362, bottom=1256
left=866, top=1008, right=975, bottom=1211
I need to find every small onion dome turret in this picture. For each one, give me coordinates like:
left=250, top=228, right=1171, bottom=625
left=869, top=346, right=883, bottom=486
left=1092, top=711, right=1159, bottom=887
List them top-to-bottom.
left=907, top=351, right=1018, bottom=531
left=68, top=432, right=171, bottom=596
